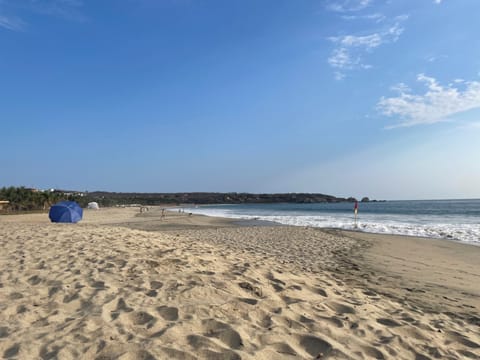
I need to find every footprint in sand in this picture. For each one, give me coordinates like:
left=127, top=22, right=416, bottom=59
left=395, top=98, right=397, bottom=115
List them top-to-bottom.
left=114, top=259, right=127, bottom=268
left=195, top=270, right=215, bottom=276
left=266, top=273, right=286, bottom=292
left=27, top=275, right=42, bottom=285
left=89, top=280, right=105, bottom=289
left=150, top=280, right=163, bottom=290
left=238, top=281, right=262, bottom=297
left=288, top=284, right=302, bottom=291
left=48, top=286, right=62, bottom=297
left=314, top=288, right=328, bottom=297
left=145, top=289, right=158, bottom=297
left=63, top=291, right=80, bottom=303
left=9, top=292, right=23, bottom=300
left=282, top=295, right=302, bottom=305
left=114, top=297, right=130, bottom=310
left=237, top=297, right=258, bottom=305
left=110, top=298, right=133, bottom=320
left=326, top=301, right=356, bottom=315
left=156, top=306, right=179, bottom=321
left=129, top=311, right=156, bottom=326
left=259, top=315, right=273, bottom=329
left=298, top=315, right=314, bottom=324
left=320, top=316, right=343, bottom=328
left=376, top=318, right=402, bottom=327
left=202, top=319, right=243, bottom=350
left=0, top=327, right=9, bottom=338
left=446, top=330, right=480, bottom=349
left=187, top=334, right=216, bottom=349
left=297, top=334, right=333, bottom=358
left=187, top=335, right=240, bottom=360
left=378, top=335, right=396, bottom=345
left=270, top=342, right=298, bottom=356
left=3, top=343, right=20, bottom=358
left=39, top=344, right=60, bottom=359
left=95, top=344, right=156, bottom=360
left=362, top=345, right=385, bottom=359
left=160, top=347, right=197, bottom=360
left=200, top=349, right=241, bottom=360
left=457, top=349, right=480, bottom=359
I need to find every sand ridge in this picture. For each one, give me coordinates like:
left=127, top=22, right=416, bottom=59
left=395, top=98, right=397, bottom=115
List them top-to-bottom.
left=0, top=208, right=479, bottom=359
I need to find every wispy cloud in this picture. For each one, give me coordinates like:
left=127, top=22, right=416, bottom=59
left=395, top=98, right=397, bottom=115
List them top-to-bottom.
left=0, top=0, right=85, bottom=30
left=24, top=0, right=84, bottom=20
left=326, top=0, right=373, bottom=12
left=434, top=0, right=442, bottom=4
left=341, top=13, right=386, bottom=22
left=0, top=14, right=26, bottom=31
left=328, top=15, right=408, bottom=79
left=328, top=47, right=371, bottom=80
left=426, top=54, right=447, bottom=63
left=377, top=74, right=480, bottom=128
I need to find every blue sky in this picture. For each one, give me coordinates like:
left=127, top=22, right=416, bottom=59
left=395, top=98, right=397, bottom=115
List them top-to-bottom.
left=1, top=0, right=480, bottom=200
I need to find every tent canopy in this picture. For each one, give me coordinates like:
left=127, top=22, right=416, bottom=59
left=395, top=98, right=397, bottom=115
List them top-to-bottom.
left=49, top=201, right=83, bottom=223
left=87, top=202, right=99, bottom=210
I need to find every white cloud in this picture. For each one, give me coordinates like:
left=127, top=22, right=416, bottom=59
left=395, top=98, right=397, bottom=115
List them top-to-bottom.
left=327, top=0, right=373, bottom=12
left=434, top=0, right=442, bottom=4
left=341, top=13, right=386, bottom=22
left=0, top=14, right=26, bottom=31
left=328, top=15, right=407, bottom=79
left=332, top=32, right=383, bottom=48
left=328, top=47, right=371, bottom=73
left=328, top=47, right=355, bottom=69
left=377, top=74, right=480, bottom=128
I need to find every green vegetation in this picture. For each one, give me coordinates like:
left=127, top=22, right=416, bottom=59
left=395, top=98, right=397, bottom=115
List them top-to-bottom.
left=0, top=187, right=83, bottom=212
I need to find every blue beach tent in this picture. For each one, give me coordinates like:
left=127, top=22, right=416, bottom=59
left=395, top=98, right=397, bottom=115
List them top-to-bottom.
left=49, top=201, right=83, bottom=223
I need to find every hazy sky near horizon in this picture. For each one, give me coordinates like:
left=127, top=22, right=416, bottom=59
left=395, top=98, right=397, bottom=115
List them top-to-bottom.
left=2, top=0, right=480, bottom=200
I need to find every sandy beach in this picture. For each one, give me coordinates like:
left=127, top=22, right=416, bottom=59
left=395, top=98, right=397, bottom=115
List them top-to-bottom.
left=1, top=207, right=479, bottom=359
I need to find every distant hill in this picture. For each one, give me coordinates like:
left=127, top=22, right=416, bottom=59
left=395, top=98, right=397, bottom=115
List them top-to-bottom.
left=0, top=187, right=361, bottom=211
left=86, top=192, right=357, bottom=206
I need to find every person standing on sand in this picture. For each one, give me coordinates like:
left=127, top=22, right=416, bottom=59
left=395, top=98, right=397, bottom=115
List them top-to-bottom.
left=354, top=201, right=358, bottom=227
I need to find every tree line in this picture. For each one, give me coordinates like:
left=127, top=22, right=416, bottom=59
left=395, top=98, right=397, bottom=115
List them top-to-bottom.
left=0, top=187, right=84, bottom=212
left=0, top=187, right=363, bottom=213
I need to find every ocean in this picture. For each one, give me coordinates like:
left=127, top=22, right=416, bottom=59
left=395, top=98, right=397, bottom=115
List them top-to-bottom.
left=180, top=199, right=480, bottom=245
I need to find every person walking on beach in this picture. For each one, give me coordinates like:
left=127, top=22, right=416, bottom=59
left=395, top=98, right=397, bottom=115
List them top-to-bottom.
left=354, top=201, right=358, bottom=227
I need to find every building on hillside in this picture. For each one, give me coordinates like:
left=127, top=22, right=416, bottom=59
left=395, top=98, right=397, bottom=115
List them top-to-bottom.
left=51, top=189, right=85, bottom=197
left=0, top=200, right=10, bottom=210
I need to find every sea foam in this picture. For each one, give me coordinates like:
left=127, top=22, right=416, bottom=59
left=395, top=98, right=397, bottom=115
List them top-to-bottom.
left=180, top=205, right=480, bottom=245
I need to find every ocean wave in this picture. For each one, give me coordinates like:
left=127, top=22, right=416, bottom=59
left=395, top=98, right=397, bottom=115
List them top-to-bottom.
left=181, top=207, right=480, bottom=245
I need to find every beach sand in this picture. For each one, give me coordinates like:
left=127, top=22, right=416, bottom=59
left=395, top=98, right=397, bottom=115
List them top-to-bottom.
left=0, top=207, right=479, bottom=359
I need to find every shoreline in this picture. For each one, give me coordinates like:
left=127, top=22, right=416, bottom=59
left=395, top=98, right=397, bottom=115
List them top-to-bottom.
left=3, top=204, right=478, bottom=247
left=166, top=206, right=480, bottom=248
left=110, top=208, right=480, bottom=313
left=128, top=208, right=480, bottom=317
